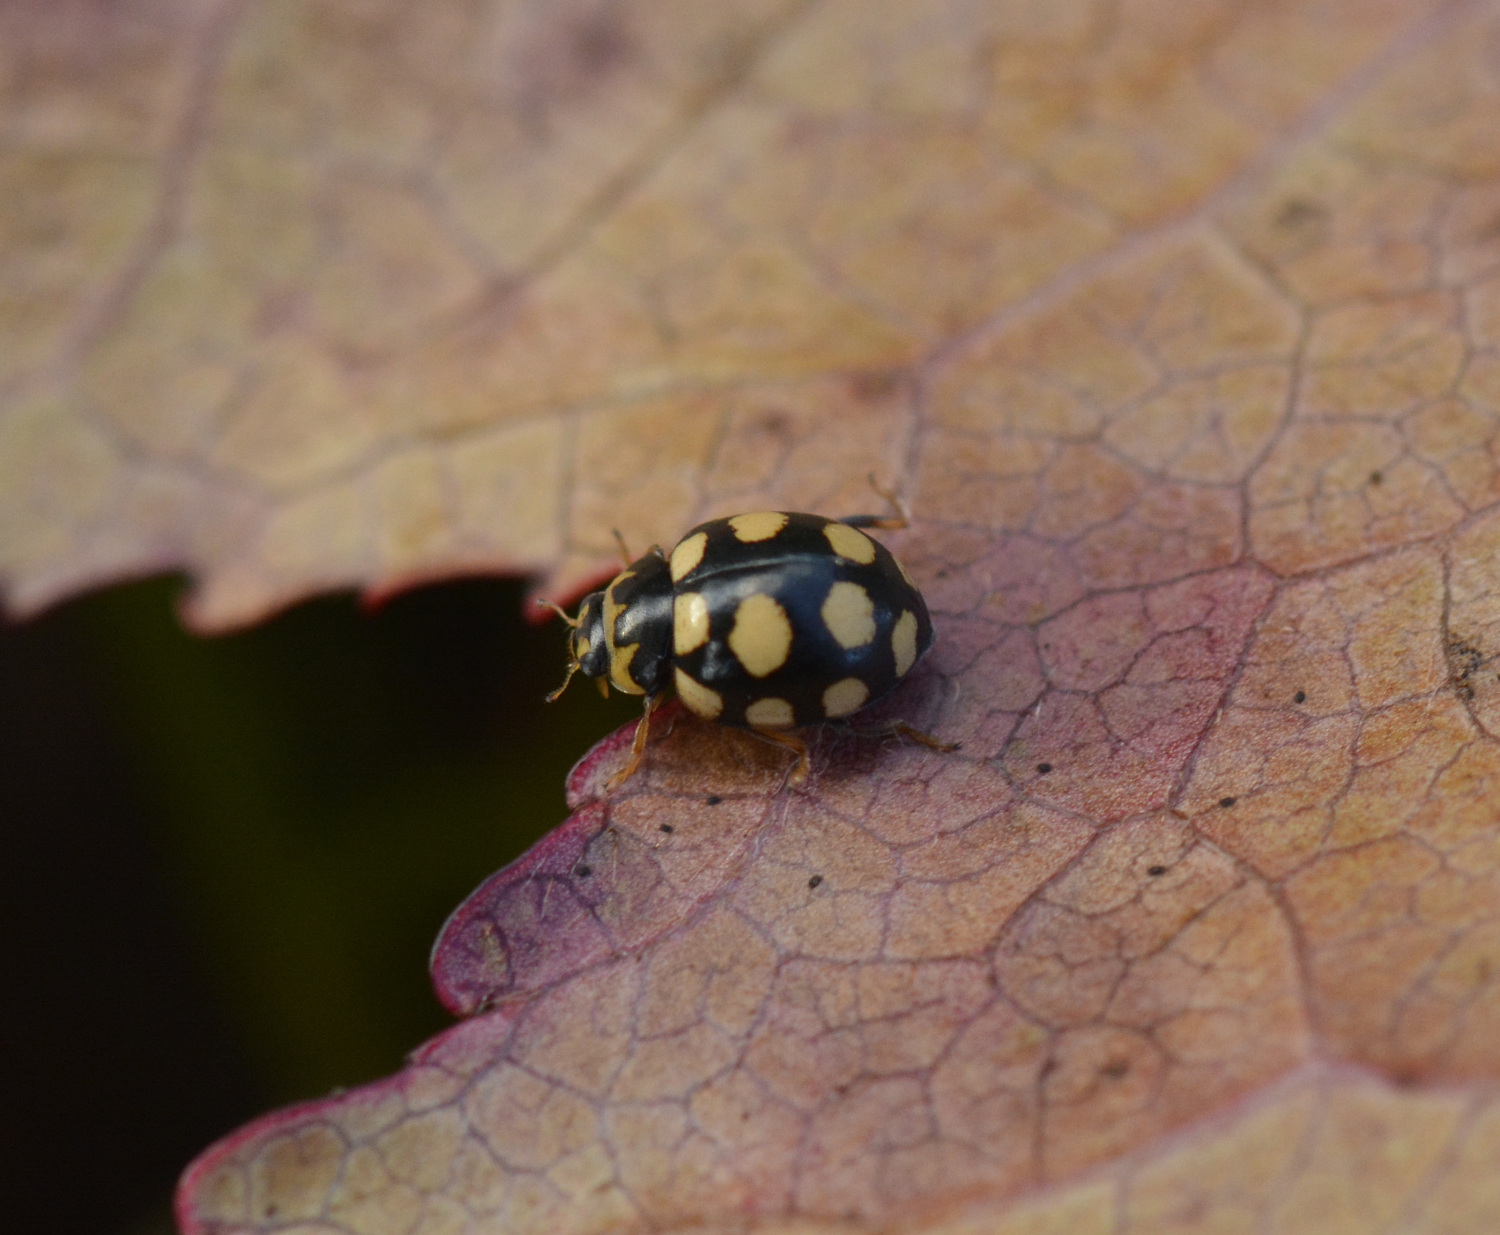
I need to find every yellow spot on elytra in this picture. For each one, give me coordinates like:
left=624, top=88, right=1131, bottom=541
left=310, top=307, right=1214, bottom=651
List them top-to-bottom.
left=729, top=511, right=787, bottom=542
left=824, top=522, right=876, bottom=564
left=670, top=532, right=707, bottom=581
left=600, top=570, right=646, bottom=693
left=601, top=571, right=630, bottom=648
left=597, top=573, right=645, bottom=690
left=822, top=581, right=876, bottom=649
left=674, top=592, right=710, bottom=654
left=729, top=593, right=793, bottom=677
left=892, top=610, right=918, bottom=677
left=609, top=642, right=644, bottom=694
left=674, top=667, right=722, bottom=719
left=822, top=677, right=869, bottom=718
left=746, top=697, right=795, bottom=727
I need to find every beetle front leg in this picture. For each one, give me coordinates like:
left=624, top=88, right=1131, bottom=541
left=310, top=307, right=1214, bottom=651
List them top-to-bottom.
left=604, top=691, right=665, bottom=793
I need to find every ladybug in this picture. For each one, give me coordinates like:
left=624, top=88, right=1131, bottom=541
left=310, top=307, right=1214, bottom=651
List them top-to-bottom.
left=544, top=484, right=951, bottom=788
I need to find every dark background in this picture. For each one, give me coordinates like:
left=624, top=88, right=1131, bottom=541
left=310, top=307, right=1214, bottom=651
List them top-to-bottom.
left=0, top=574, right=638, bottom=1235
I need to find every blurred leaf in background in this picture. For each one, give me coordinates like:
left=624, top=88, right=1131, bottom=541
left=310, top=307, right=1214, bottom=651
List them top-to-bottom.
left=0, top=575, right=636, bottom=1235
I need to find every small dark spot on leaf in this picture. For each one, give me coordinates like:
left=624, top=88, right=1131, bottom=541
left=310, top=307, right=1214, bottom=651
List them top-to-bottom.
left=512, top=4, right=636, bottom=133
left=571, top=14, right=630, bottom=77
left=1273, top=197, right=1328, bottom=231
left=253, top=285, right=304, bottom=336
left=849, top=370, right=902, bottom=402
left=749, top=409, right=793, bottom=441
left=1369, top=470, right=1383, bottom=485
left=935, top=568, right=949, bottom=578
left=1448, top=637, right=1489, bottom=702
left=1294, top=690, right=1306, bottom=703
left=1037, top=762, right=1052, bottom=774
left=705, top=795, right=722, bottom=805
left=1219, top=796, right=1237, bottom=808
left=659, top=823, right=674, bottom=833
left=574, top=865, right=592, bottom=878
left=1147, top=865, right=1167, bottom=877
left=808, top=874, right=823, bottom=889
left=1039, top=1056, right=1058, bottom=1079
left=1102, top=1059, right=1130, bottom=1079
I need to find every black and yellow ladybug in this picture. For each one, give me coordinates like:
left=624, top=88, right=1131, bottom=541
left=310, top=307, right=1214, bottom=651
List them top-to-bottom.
left=545, top=487, right=949, bottom=787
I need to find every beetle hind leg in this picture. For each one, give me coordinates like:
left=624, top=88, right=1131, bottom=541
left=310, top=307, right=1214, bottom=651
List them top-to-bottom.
left=840, top=472, right=910, bottom=530
left=841, top=718, right=959, bottom=754
left=885, top=721, right=959, bottom=753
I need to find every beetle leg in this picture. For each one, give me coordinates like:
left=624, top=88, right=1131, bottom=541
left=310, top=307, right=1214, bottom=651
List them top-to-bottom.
left=840, top=472, right=910, bottom=530
left=611, top=528, right=633, bottom=567
left=605, top=691, right=665, bottom=793
left=851, top=719, right=959, bottom=753
left=889, top=721, right=959, bottom=752
left=750, top=727, right=812, bottom=786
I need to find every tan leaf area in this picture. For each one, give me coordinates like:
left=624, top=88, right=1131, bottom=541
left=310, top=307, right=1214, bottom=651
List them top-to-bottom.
left=10, top=0, right=1500, bottom=1231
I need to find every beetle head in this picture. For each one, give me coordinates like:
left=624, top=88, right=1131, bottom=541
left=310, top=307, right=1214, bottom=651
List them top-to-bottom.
left=545, top=590, right=612, bottom=701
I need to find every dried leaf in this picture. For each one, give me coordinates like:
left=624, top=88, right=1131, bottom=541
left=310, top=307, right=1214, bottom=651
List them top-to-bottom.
left=8, top=0, right=1500, bottom=1231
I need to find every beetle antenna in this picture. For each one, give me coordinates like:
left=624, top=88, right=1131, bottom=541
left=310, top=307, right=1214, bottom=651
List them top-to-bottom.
left=536, top=598, right=579, bottom=627
left=546, top=659, right=581, bottom=702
